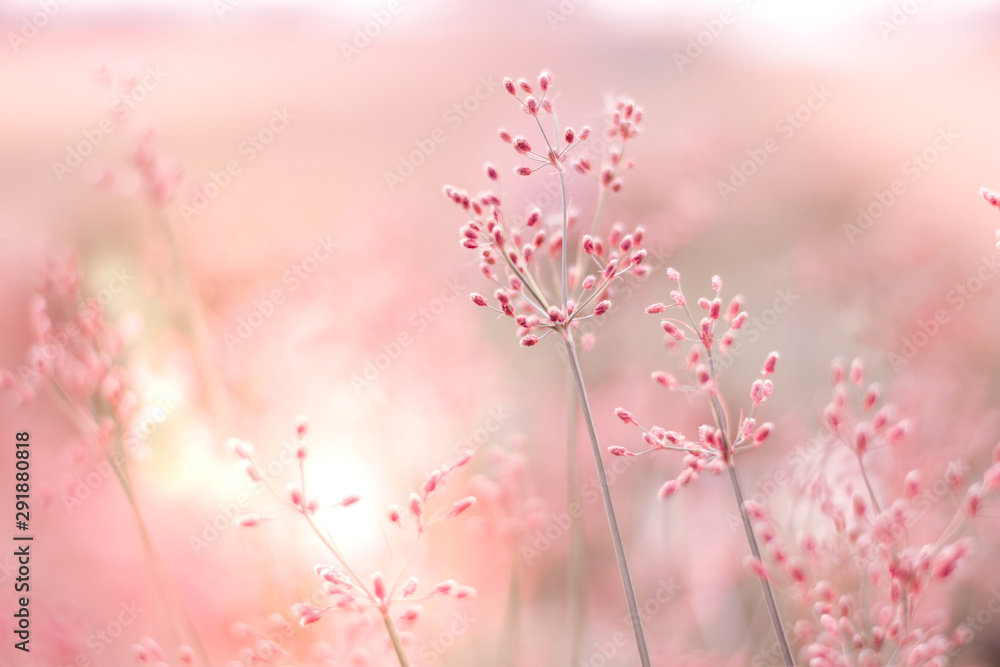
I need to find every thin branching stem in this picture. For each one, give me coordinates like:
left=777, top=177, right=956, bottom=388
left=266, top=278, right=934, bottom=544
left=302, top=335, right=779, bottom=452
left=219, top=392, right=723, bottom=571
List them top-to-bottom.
left=541, top=97, right=649, bottom=664
left=563, top=334, right=652, bottom=667
left=701, top=349, right=793, bottom=666
left=566, top=375, right=586, bottom=666
left=856, top=452, right=884, bottom=516
left=297, top=461, right=410, bottom=667
left=725, top=462, right=795, bottom=666
left=382, top=612, right=412, bottom=667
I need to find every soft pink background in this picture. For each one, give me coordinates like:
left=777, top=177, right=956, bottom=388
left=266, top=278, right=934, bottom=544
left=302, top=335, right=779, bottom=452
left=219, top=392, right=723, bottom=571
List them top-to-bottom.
left=2, top=1, right=1000, bottom=665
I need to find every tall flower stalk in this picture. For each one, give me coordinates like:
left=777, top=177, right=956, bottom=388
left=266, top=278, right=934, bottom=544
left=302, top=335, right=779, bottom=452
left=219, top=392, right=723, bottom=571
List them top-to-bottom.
left=446, top=72, right=652, bottom=665
left=614, top=272, right=793, bottom=664
left=564, top=333, right=652, bottom=665
left=566, top=385, right=587, bottom=665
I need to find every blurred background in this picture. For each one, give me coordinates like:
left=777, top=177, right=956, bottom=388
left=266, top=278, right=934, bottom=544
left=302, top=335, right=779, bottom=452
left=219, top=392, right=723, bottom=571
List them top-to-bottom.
left=2, top=0, right=1000, bottom=665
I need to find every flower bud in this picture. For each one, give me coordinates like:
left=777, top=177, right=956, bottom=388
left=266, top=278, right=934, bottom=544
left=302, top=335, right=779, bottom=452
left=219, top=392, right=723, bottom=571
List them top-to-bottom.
left=763, top=352, right=779, bottom=375
left=615, top=407, right=636, bottom=425
left=448, top=497, right=476, bottom=517
left=372, top=571, right=387, bottom=601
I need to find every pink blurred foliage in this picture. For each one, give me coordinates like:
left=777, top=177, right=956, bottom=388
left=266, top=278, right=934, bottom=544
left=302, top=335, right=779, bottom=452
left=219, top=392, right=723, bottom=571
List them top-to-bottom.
left=4, top=13, right=1000, bottom=666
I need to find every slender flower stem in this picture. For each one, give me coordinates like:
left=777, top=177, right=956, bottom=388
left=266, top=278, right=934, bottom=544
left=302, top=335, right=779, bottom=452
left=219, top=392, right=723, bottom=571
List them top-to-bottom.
left=545, top=99, right=649, bottom=663
left=528, top=107, right=569, bottom=311
left=555, top=121, right=586, bottom=662
left=559, top=168, right=569, bottom=309
left=155, top=211, right=234, bottom=432
left=690, top=308, right=793, bottom=666
left=563, top=333, right=651, bottom=667
left=566, top=376, right=586, bottom=666
left=704, top=380, right=791, bottom=664
left=63, top=384, right=212, bottom=667
left=108, top=450, right=214, bottom=665
left=856, top=452, right=883, bottom=515
left=725, top=461, right=794, bottom=666
left=297, top=462, right=410, bottom=667
left=301, top=510, right=411, bottom=667
left=382, top=611, right=411, bottom=667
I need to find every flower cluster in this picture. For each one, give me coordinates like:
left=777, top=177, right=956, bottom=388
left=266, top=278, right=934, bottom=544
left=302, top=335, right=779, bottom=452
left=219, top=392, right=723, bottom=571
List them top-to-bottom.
left=90, top=61, right=182, bottom=207
left=444, top=72, right=647, bottom=348
left=128, top=126, right=183, bottom=207
left=0, top=250, right=145, bottom=496
left=2, top=250, right=138, bottom=418
left=612, top=270, right=778, bottom=498
left=744, top=358, right=1000, bottom=667
left=821, top=358, right=910, bottom=472
left=231, top=418, right=476, bottom=660
left=386, top=449, right=477, bottom=534
left=293, top=566, right=476, bottom=629
left=132, top=617, right=303, bottom=667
